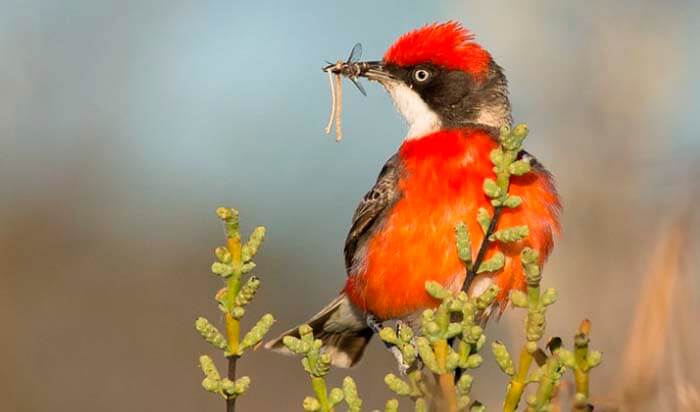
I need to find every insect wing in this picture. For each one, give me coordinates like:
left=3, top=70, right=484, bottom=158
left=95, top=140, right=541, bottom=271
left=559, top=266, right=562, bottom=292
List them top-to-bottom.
left=347, top=42, right=362, bottom=63
left=350, top=77, right=367, bottom=96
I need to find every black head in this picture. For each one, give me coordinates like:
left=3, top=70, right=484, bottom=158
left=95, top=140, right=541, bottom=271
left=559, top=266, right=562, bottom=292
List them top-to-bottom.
left=353, top=22, right=513, bottom=138
left=381, top=61, right=512, bottom=132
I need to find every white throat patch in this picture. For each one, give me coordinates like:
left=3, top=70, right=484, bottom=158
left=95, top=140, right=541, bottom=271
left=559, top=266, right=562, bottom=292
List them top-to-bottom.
left=383, top=80, right=442, bottom=140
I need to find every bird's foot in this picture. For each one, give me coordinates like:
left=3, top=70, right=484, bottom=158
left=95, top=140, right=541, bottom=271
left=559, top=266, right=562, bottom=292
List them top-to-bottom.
left=366, top=314, right=384, bottom=335
left=367, top=315, right=412, bottom=375
left=390, top=346, right=410, bottom=375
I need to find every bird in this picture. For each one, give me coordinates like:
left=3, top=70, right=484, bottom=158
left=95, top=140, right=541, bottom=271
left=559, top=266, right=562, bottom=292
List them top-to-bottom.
left=266, top=21, right=560, bottom=368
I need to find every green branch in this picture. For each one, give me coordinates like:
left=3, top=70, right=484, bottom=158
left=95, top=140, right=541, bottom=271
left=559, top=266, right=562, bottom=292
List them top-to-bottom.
left=463, top=124, right=532, bottom=293
left=195, top=207, right=275, bottom=412
left=498, top=248, right=559, bottom=412
left=380, top=282, right=495, bottom=411
left=559, top=320, right=602, bottom=412
left=283, top=325, right=368, bottom=412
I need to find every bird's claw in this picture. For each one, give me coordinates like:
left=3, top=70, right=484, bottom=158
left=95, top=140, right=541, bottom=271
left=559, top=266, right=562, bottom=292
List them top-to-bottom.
left=366, top=314, right=383, bottom=334
left=367, top=316, right=412, bottom=375
left=390, top=346, right=411, bottom=375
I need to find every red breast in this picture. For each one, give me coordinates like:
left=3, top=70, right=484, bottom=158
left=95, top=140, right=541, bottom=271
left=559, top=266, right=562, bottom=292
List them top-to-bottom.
left=344, top=128, right=560, bottom=320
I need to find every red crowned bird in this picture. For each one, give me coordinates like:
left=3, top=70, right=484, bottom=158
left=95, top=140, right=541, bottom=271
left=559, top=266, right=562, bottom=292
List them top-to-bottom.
left=266, top=21, right=560, bottom=367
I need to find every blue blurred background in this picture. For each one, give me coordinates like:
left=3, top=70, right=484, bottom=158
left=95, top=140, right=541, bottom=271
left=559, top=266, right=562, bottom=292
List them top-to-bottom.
left=2, top=1, right=699, bottom=411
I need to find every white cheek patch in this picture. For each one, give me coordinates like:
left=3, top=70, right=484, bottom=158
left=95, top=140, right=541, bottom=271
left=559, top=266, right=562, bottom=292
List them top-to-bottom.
left=383, top=81, right=442, bottom=140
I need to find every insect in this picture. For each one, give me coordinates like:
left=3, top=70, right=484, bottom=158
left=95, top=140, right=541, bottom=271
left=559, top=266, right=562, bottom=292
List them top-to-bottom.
left=322, top=43, right=370, bottom=141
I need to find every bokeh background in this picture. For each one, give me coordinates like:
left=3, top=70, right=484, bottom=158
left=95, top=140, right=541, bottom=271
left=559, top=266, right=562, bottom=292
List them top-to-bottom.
left=2, top=1, right=699, bottom=411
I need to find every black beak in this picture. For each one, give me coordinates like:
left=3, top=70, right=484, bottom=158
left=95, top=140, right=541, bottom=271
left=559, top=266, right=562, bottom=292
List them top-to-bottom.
left=354, top=61, right=394, bottom=82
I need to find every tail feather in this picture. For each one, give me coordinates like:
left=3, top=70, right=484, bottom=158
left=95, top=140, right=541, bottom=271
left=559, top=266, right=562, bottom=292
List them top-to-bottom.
left=265, top=294, right=372, bottom=368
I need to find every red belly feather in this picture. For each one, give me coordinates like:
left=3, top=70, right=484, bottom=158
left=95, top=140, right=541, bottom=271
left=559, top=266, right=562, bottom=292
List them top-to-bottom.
left=345, top=129, right=560, bottom=320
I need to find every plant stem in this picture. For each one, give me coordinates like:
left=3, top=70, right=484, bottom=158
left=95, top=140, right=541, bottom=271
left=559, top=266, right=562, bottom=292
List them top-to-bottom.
left=464, top=206, right=503, bottom=292
left=224, top=219, right=243, bottom=412
left=225, top=233, right=243, bottom=321
left=503, top=249, right=542, bottom=412
left=431, top=302, right=458, bottom=412
left=224, top=312, right=240, bottom=412
left=225, top=313, right=240, bottom=354
left=572, top=320, right=592, bottom=412
left=434, top=339, right=458, bottom=412
left=503, top=346, right=534, bottom=412
left=227, top=355, right=239, bottom=412
left=534, top=355, right=561, bottom=410
left=573, top=356, right=588, bottom=399
left=311, top=376, right=333, bottom=412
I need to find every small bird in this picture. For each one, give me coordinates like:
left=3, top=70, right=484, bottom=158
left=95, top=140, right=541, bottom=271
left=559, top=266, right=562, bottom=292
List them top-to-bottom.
left=266, top=21, right=560, bottom=367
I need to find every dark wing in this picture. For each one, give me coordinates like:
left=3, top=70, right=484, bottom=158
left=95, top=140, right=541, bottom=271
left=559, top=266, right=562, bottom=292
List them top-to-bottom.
left=344, top=154, right=402, bottom=273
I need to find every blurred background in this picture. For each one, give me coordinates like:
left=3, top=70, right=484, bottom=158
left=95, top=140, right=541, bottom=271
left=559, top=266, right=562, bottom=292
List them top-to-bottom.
left=1, top=1, right=699, bottom=411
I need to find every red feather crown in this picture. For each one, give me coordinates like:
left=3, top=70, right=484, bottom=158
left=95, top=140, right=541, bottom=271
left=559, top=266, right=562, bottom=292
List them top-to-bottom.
left=383, top=21, right=491, bottom=78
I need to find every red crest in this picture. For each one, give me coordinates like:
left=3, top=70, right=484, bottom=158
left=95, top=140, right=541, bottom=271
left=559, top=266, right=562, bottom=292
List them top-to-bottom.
left=383, top=21, right=491, bottom=77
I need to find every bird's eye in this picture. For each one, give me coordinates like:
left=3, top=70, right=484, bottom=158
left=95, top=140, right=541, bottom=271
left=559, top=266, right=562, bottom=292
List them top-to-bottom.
left=413, top=69, right=430, bottom=83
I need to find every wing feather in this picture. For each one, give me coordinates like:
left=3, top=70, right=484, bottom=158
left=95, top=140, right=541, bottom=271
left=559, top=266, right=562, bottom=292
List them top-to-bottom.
left=343, top=154, right=402, bottom=273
